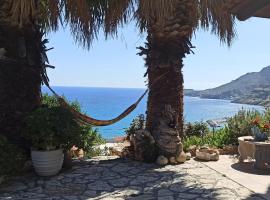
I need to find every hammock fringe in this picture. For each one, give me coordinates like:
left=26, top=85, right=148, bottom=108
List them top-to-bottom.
left=45, top=72, right=168, bottom=126
left=57, top=90, right=148, bottom=126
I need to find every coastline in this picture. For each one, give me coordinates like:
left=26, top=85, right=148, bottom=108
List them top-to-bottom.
left=185, top=95, right=267, bottom=108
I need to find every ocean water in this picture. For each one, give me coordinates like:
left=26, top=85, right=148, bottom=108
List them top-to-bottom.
left=42, top=86, right=263, bottom=139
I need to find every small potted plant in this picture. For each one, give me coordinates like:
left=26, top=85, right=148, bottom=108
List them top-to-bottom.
left=23, top=95, right=105, bottom=176
left=23, top=105, right=80, bottom=176
left=250, top=117, right=270, bottom=142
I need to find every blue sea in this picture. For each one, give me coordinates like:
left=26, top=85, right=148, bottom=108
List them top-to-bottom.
left=42, top=87, right=263, bottom=139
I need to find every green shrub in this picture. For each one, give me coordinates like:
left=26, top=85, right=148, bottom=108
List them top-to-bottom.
left=42, top=93, right=81, bottom=111
left=23, top=95, right=105, bottom=154
left=183, top=109, right=266, bottom=151
left=226, top=109, right=261, bottom=144
left=125, top=114, right=145, bottom=137
left=184, top=121, right=209, bottom=137
left=183, top=128, right=231, bottom=151
left=0, top=135, right=27, bottom=176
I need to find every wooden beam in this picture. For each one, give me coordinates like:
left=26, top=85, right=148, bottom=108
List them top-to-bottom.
left=233, top=0, right=270, bottom=21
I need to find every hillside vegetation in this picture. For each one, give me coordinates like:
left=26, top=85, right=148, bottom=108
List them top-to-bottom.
left=185, top=66, right=270, bottom=107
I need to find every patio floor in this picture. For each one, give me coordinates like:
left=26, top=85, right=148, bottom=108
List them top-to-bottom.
left=203, top=155, right=270, bottom=200
left=0, top=156, right=268, bottom=200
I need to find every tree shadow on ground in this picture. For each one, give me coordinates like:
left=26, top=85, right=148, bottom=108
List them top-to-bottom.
left=0, top=157, right=267, bottom=200
left=231, top=162, right=270, bottom=175
left=231, top=162, right=270, bottom=200
left=245, top=186, right=270, bottom=200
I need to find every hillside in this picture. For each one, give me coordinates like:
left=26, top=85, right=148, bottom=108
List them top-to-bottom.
left=185, top=66, right=270, bottom=106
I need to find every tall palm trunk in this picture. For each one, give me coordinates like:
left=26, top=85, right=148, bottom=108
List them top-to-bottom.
left=139, top=0, right=196, bottom=158
left=0, top=1, right=43, bottom=148
left=145, top=35, right=185, bottom=158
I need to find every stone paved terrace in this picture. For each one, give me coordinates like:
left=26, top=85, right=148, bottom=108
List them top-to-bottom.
left=0, top=156, right=268, bottom=200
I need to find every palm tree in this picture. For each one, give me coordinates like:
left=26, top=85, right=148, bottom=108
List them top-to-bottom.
left=0, top=0, right=235, bottom=161
left=0, top=0, right=105, bottom=147
left=0, top=0, right=44, bottom=147
left=100, top=0, right=235, bottom=160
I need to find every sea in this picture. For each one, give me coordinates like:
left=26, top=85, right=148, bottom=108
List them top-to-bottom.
left=42, top=86, right=264, bottom=139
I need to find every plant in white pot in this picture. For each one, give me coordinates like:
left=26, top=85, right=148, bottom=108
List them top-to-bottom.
left=23, top=95, right=105, bottom=176
left=23, top=105, right=80, bottom=176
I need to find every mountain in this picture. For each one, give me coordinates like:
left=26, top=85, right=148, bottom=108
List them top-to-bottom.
left=185, top=66, right=270, bottom=107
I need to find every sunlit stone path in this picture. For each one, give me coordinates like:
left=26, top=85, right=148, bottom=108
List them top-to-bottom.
left=0, top=156, right=266, bottom=200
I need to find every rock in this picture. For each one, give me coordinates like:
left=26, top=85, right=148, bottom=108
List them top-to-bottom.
left=129, top=129, right=157, bottom=162
left=188, top=145, right=197, bottom=157
left=218, top=145, right=238, bottom=155
left=69, top=146, right=84, bottom=158
left=195, top=148, right=219, bottom=161
left=176, top=151, right=186, bottom=163
left=186, top=152, right=191, bottom=160
left=210, top=153, right=219, bottom=161
left=156, top=155, right=169, bottom=166
left=169, top=157, right=177, bottom=165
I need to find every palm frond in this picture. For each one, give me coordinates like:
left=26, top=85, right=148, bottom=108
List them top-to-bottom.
left=8, top=0, right=236, bottom=48
left=10, top=0, right=38, bottom=27
left=39, top=0, right=61, bottom=32
left=104, top=0, right=134, bottom=38
left=135, top=0, right=179, bottom=32
left=198, top=0, right=236, bottom=46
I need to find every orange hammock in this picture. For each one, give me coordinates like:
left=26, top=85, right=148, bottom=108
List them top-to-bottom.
left=45, top=73, right=167, bottom=126
left=47, top=84, right=148, bottom=126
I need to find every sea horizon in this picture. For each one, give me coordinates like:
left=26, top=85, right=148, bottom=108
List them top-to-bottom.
left=42, top=86, right=264, bottom=139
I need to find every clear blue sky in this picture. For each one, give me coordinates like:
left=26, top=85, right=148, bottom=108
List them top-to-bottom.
left=46, top=17, right=270, bottom=90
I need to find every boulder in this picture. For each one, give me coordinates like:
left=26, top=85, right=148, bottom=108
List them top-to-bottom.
left=188, top=145, right=197, bottom=157
left=195, top=148, right=219, bottom=161
left=176, top=151, right=186, bottom=163
left=186, top=152, right=191, bottom=160
left=156, top=155, right=169, bottom=166
left=169, top=157, right=177, bottom=164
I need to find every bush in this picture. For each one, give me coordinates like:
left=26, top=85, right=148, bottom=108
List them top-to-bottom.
left=42, top=93, right=81, bottom=111
left=23, top=95, right=105, bottom=154
left=183, top=109, right=266, bottom=151
left=226, top=109, right=261, bottom=144
left=125, top=114, right=145, bottom=137
left=184, top=121, right=209, bottom=137
left=183, top=128, right=231, bottom=151
left=0, top=135, right=27, bottom=176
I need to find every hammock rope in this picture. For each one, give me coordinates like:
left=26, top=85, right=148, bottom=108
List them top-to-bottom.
left=0, top=57, right=167, bottom=127
left=45, top=73, right=168, bottom=126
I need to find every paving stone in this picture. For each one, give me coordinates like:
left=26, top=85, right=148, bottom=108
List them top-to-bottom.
left=0, top=157, right=263, bottom=200
left=130, top=174, right=159, bottom=185
left=108, top=177, right=130, bottom=187
left=88, top=181, right=113, bottom=191
left=1, top=182, right=27, bottom=192
left=169, top=184, right=190, bottom=193
left=113, top=186, right=142, bottom=197
left=157, top=189, right=173, bottom=196
left=82, top=190, right=97, bottom=198
left=177, top=193, right=198, bottom=199
left=126, top=194, right=155, bottom=200
left=62, top=195, right=80, bottom=200
left=157, top=195, right=174, bottom=200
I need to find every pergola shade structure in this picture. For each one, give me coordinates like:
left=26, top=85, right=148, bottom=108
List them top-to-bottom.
left=228, top=0, right=270, bottom=21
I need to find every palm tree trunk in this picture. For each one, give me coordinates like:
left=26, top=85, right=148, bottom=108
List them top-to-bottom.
left=138, top=0, right=195, bottom=159
left=0, top=1, right=43, bottom=148
left=143, top=34, right=186, bottom=158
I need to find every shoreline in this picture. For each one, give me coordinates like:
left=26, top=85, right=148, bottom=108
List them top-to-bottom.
left=185, top=95, right=265, bottom=108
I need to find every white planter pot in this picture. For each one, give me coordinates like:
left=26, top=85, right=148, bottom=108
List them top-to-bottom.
left=31, top=149, right=64, bottom=176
